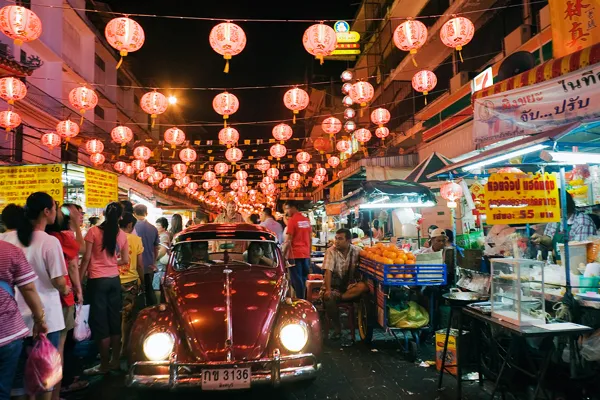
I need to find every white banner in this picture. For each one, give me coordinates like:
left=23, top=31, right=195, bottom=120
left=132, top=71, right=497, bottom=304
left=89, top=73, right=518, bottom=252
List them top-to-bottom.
left=473, top=63, right=600, bottom=145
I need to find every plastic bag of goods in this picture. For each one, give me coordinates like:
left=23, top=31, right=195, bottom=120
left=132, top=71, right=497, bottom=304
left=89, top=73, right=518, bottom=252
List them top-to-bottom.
left=388, top=301, right=429, bottom=329
left=73, top=304, right=91, bottom=341
left=25, top=334, right=63, bottom=395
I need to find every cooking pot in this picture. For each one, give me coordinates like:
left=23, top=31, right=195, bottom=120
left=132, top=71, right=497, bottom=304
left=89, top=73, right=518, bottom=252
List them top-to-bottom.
left=442, top=288, right=489, bottom=303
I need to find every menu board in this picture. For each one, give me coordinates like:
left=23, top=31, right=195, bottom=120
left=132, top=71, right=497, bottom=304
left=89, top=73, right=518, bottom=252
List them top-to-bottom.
left=0, top=164, right=63, bottom=210
left=85, top=167, right=118, bottom=209
left=484, top=172, right=561, bottom=225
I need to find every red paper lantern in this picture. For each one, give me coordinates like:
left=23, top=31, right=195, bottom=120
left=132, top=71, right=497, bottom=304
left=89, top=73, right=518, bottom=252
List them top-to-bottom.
left=0, top=6, right=42, bottom=45
left=105, top=17, right=145, bottom=68
left=440, top=17, right=474, bottom=62
left=393, top=20, right=428, bottom=66
left=209, top=22, right=246, bottom=73
left=302, top=23, right=337, bottom=65
left=341, top=70, right=353, bottom=82
left=412, top=70, right=437, bottom=104
left=0, top=77, right=26, bottom=104
left=349, top=81, right=374, bottom=107
left=342, top=82, right=353, bottom=95
left=69, top=86, right=98, bottom=117
left=283, top=87, right=309, bottom=124
left=140, top=90, right=168, bottom=127
left=213, top=92, right=239, bottom=127
left=342, top=95, right=354, bottom=107
left=343, top=108, right=355, bottom=120
left=370, top=108, right=391, bottom=127
left=322, top=117, right=342, bottom=136
left=56, top=119, right=79, bottom=141
left=344, top=121, right=356, bottom=133
left=272, top=123, right=293, bottom=143
left=110, top=125, right=132, bottom=146
left=375, top=126, right=390, bottom=140
left=164, top=127, right=186, bottom=148
left=218, top=127, right=239, bottom=147
left=354, top=128, right=372, bottom=144
left=41, top=132, right=60, bottom=150
left=314, top=136, right=332, bottom=154
left=86, top=139, right=104, bottom=154
left=336, top=139, right=351, bottom=152
left=270, top=143, right=287, bottom=159
left=133, top=146, right=151, bottom=160
left=179, top=147, right=197, bottom=165
left=225, top=147, right=243, bottom=164
left=296, top=151, right=311, bottom=164
left=90, top=153, right=105, bottom=165
left=328, top=155, right=340, bottom=168
left=131, top=159, right=145, bottom=171
left=256, top=159, right=270, bottom=172
left=113, top=161, right=127, bottom=173
left=172, top=162, right=187, bottom=176
left=214, top=162, right=229, bottom=175
left=298, top=163, right=311, bottom=174
left=124, top=165, right=135, bottom=176
left=144, top=166, right=155, bottom=175
left=266, top=167, right=279, bottom=179
left=315, top=167, right=327, bottom=176
left=235, top=170, right=248, bottom=180
left=138, top=171, right=149, bottom=181
left=152, top=171, right=164, bottom=181
left=203, top=171, right=217, bottom=182
left=289, top=172, right=301, bottom=182
left=313, top=174, right=325, bottom=184
left=148, top=175, right=160, bottom=185
left=181, top=176, right=191, bottom=186
left=262, top=176, right=274, bottom=185
left=161, top=177, right=174, bottom=188
left=209, top=178, right=220, bottom=188
left=236, top=179, right=247, bottom=187
left=288, top=179, right=301, bottom=190
left=230, top=180, right=240, bottom=191
left=158, top=181, right=168, bottom=190
left=203, top=181, right=212, bottom=191
left=440, top=181, right=464, bottom=208
left=187, top=182, right=199, bottom=192
left=264, top=183, right=276, bottom=194
left=238, top=185, right=248, bottom=193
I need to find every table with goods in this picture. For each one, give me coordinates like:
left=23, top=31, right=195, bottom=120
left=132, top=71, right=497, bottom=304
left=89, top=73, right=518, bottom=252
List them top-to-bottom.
left=357, top=242, right=447, bottom=361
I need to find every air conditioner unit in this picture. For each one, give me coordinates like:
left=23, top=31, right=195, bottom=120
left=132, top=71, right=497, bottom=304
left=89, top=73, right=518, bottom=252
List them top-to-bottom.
left=538, top=5, right=550, bottom=30
left=504, top=25, right=532, bottom=55
left=450, top=71, right=469, bottom=94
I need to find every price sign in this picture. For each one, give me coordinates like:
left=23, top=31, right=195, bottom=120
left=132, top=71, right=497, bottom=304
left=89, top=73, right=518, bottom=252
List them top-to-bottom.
left=0, top=164, right=63, bottom=210
left=85, top=167, right=118, bottom=209
left=484, top=172, right=561, bottom=225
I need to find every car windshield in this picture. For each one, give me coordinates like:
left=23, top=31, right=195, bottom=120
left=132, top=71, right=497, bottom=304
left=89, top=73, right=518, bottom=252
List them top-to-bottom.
left=172, top=239, right=279, bottom=270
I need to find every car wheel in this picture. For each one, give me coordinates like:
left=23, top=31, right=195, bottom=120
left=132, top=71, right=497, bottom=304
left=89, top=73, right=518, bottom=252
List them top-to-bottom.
left=358, top=297, right=374, bottom=344
left=405, top=340, right=419, bottom=363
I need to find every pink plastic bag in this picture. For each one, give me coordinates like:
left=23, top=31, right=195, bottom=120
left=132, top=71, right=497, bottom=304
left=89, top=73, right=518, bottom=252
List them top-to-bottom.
left=24, top=334, right=63, bottom=395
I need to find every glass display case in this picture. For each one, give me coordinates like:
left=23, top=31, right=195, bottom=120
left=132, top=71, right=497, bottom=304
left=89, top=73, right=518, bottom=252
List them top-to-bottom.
left=490, top=259, right=546, bottom=326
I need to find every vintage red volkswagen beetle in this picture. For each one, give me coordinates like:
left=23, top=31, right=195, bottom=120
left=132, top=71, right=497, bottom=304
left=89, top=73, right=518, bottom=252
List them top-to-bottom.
left=126, top=223, right=322, bottom=390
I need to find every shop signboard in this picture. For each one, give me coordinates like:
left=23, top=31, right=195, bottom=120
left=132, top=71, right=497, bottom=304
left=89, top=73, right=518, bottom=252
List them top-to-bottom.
left=549, top=0, right=600, bottom=59
left=325, top=20, right=361, bottom=61
left=473, top=63, right=600, bottom=146
left=471, top=67, right=493, bottom=94
left=0, top=164, right=63, bottom=210
left=84, top=167, right=118, bottom=209
left=483, top=172, right=561, bottom=225
left=470, top=181, right=487, bottom=215
left=329, top=182, right=344, bottom=202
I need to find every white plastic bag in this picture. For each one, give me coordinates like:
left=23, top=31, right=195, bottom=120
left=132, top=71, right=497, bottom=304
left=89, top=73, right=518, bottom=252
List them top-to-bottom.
left=73, top=304, right=91, bottom=342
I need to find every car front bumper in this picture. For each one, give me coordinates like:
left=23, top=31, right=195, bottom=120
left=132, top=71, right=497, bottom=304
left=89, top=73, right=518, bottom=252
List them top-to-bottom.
left=126, top=352, right=320, bottom=390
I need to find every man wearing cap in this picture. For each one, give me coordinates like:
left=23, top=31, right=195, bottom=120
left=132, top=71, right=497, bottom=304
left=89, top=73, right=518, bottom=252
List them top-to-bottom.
left=415, top=228, right=447, bottom=254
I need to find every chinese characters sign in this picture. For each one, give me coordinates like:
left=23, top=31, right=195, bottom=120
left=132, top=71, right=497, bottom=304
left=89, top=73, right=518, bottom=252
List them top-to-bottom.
left=550, top=0, right=600, bottom=58
left=473, top=63, right=600, bottom=145
left=0, top=164, right=63, bottom=210
left=84, top=167, right=118, bottom=209
left=483, top=173, right=561, bottom=225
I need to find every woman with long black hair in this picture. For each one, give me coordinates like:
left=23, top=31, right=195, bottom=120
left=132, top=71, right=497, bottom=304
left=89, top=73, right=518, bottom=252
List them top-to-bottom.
left=2, top=192, right=69, bottom=400
left=80, top=202, right=129, bottom=375
left=169, top=213, right=183, bottom=238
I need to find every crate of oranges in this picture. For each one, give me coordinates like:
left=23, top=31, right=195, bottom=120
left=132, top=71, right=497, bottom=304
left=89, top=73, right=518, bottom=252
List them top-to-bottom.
left=359, top=243, right=446, bottom=286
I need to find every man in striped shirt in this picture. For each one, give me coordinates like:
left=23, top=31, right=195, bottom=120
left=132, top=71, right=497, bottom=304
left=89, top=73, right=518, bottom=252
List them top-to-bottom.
left=0, top=240, right=47, bottom=398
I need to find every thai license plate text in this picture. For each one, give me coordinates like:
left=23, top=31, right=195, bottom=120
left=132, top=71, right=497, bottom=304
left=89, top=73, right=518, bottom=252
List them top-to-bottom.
left=202, top=367, right=251, bottom=390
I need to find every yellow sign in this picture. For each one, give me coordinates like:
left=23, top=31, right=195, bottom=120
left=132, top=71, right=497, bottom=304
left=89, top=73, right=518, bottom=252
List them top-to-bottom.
left=549, top=0, right=600, bottom=58
left=336, top=31, right=360, bottom=43
left=331, top=49, right=361, bottom=55
left=0, top=164, right=63, bottom=210
left=85, top=167, right=118, bottom=209
left=484, top=172, right=561, bottom=225
left=330, top=182, right=344, bottom=202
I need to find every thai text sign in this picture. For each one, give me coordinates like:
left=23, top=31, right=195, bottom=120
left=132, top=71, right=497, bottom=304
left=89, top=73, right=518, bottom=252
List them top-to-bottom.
left=549, top=0, right=600, bottom=59
left=473, top=63, right=600, bottom=145
left=0, top=164, right=63, bottom=210
left=85, top=167, right=118, bottom=209
left=484, top=173, right=561, bottom=225
left=330, top=182, right=343, bottom=202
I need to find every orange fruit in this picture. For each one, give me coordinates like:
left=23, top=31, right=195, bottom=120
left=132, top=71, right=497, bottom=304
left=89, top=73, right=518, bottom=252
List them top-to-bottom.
left=406, top=259, right=415, bottom=265
left=386, top=273, right=394, bottom=279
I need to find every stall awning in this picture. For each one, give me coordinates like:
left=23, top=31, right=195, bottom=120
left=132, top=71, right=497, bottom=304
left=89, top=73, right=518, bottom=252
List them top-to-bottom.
left=405, top=152, right=455, bottom=184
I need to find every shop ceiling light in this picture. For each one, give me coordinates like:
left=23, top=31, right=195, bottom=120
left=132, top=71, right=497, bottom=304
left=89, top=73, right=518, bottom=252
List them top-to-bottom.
left=462, top=144, right=549, bottom=172
left=540, top=150, right=600, bottom=165
left=360, top=200, right=435, bottom=209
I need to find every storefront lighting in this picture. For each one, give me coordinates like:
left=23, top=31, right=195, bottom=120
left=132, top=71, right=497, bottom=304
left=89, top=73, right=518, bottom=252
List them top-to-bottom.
left=168, top=95, right=177, bottom=105
left=462, top=144, right=548, bottom=172
left=540, top=150, right=600, bottom=165
left=130, top=192, right=154, bottom=209
left=359, top=200, right=435, bottom=209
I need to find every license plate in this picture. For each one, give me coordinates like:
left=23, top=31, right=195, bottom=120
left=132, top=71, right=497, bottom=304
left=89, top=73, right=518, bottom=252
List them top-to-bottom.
left=201, top=367, right=251, bottom=390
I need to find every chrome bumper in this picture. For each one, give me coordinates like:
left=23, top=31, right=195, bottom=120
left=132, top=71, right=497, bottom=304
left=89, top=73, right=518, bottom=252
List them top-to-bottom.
left=126, top=352, right=320, bottom=390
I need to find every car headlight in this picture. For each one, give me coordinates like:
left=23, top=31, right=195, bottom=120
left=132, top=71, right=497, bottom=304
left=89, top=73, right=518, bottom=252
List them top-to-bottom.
left=279, top=323, right=308, bottom=352
left=143, top=332, right=175, bottom=361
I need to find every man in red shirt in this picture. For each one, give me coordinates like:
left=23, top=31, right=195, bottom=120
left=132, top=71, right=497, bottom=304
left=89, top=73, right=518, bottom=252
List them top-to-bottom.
left=283, top=201, right=312, bottom=299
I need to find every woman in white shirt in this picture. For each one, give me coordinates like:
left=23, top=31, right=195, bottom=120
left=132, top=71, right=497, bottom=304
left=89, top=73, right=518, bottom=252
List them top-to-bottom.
left=2, top=192, right=69, bottom=399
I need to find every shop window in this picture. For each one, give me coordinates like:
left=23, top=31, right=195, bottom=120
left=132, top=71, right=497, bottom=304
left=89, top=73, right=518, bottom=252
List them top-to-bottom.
left=95, top=54, right=105, bottom=71
left=94, top=105, right=105, bottom=119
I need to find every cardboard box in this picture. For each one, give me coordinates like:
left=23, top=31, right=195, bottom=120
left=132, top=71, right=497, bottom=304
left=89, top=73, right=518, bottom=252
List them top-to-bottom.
left=435, top=329, right=468, bottom=376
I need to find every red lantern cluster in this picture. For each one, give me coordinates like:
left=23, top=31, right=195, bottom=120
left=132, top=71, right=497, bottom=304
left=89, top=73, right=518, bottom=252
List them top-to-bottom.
left=0, top=77, right=26, bottom=105
left=370, top=107, right=391, bottom=142
left=86, top=139, right=104, bottom=154
left=336, top=139, right=351, bottom=153
left=132, top=159, right=145, bottom=171
left=173, top=163, right=187, bottom=176
left=298, top=163, right=311, bottom=174
left=266, top=167, right=279, bottom=179
left=440, top=181, right=464, bottom=208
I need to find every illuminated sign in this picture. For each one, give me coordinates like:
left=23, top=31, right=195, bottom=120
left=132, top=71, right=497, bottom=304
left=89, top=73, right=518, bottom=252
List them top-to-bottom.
left=334, top=21, right=350, bottom=33
left=336, top=31, right=360, bottom=43
left=471, top=67, right=493, bottom=93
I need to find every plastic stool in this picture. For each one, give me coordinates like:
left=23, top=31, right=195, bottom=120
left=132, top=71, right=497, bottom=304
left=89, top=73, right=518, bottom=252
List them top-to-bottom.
left=306, top=279, right=324, bottom=303
left=324, top=302, right=356, bottom=342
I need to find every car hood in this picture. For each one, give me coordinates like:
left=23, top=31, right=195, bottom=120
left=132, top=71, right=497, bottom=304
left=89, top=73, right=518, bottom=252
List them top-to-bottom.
left=169, top=267, right=285, bottom=361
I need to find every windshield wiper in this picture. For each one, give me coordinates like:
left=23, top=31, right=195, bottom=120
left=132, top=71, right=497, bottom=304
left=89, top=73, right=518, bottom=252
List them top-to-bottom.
left=226, top=260, right=252, bottom=266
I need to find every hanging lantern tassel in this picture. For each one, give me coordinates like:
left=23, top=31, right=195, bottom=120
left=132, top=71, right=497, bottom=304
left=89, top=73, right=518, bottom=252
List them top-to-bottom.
left=456, top=45, right=464, bottom=62
left=410, top=49, right=418, bottom=67
left=116, top=50, right=127, bottom=69
left=224, top=55, right=231, bottom=73
left=317, top=55, right=324, bottom=65
left=423, top=91, right=428, bottom=105
left=360, top=103, right=366, bottom=117
left=79, top=110, right=85, bottom=126
left=293, top=110, right=298, bottom=124
left=151, top=114, right=158, bottom=128
left=223, top=115, right=228, bottom=128
left=362, top=147, right=369, bottom=157
left=171, top=150, right=175, bottom=159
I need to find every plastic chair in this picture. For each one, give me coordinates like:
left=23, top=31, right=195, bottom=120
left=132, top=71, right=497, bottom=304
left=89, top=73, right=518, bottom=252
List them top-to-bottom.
left=306, top=278, right=324, bottom=303
left=323, top=302, right=356, bottom=342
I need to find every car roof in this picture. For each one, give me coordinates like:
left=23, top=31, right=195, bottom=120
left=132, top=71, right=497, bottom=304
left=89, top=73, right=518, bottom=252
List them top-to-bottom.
left=174, top=223, right=278, bottom=243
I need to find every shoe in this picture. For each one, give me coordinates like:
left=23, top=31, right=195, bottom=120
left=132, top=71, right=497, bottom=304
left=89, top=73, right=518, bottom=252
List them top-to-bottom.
left=83, top=365, right=109, bottom=376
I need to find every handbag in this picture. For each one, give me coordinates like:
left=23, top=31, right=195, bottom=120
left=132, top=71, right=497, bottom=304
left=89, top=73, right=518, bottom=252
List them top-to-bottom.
left=73, top=304, right=91, bottom=341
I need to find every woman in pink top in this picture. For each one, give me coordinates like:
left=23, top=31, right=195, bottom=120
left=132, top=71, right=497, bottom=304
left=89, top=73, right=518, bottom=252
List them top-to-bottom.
left=80, top=202, right=129, bottom=375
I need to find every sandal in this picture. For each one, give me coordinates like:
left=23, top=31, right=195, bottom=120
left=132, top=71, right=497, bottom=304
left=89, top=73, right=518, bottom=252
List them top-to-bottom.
left=83, top=365, right=109, bottom=376
left=60, top=378, right=89, bottom=393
